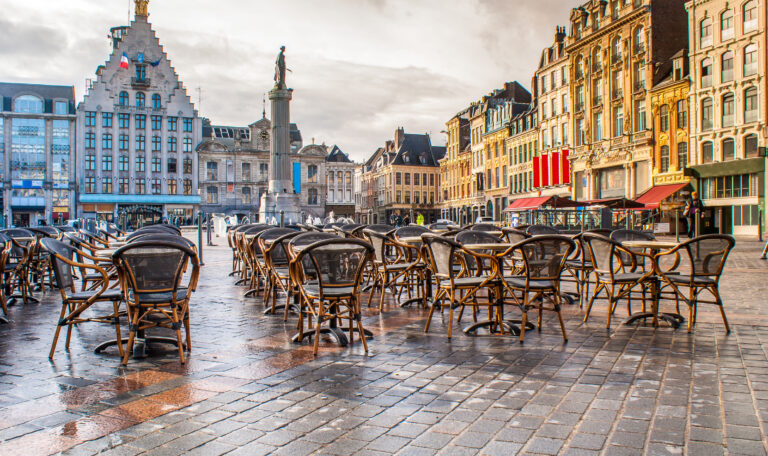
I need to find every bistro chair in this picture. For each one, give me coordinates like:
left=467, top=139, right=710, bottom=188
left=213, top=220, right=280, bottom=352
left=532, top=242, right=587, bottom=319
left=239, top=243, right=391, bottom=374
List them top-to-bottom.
left=470, top=223, right=500, bottom=232
left=242, top=225, right=274, bottom=295
left=525, top=225, right=560, bottom=236
left=391, top=226, right=431, bottom=306
left=258, top=228, right=300, bottom=318
left=363, top=228, right=420, bottom=310
left=502, top=228, right=529, bottom=244
left=1, top=229, right=38, bottom=304
left=610, top=229, right=656, bottom=270
left=582, top=233, right=654, bottom=328
left=422, top=234, right=501, bottom=338
left=655, top=234, right=735, bottom=333
left=502, top=235, right=575, bottom=343
left=0, top=238, right=12, bottom=323
left=41, top=238, right=124, bottom=359
left=291, top=238, right=373, bottom=356
left=112, top=240, right=200, bottom=365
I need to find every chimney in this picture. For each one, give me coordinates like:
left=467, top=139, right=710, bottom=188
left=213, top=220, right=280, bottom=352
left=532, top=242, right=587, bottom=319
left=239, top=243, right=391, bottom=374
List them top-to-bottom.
left=555, top=26, right=566, bottom=44
left=394, top=127, right=405, bottom=147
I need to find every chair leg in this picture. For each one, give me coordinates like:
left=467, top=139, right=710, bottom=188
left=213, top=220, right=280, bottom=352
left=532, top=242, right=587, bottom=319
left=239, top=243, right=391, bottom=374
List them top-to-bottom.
left=378, top=272, right=387, bottom=311
left=584, top=282, right=602, bottom=323
left=687, top=287, right=695, bottom=333
left=711, top=287, right=729, bottom=333
left=447, top=292, right=454, bottom=340
left=519, top=292, right=528, bottom=344
left=555, top=292, right=567, bottom=342
left=112, top=300, right=124, bottom=359
left=313, top=301, right=323, bottom=356
left=49, top=303, right=68, bottom=359
left=171, top=307, right=185, bottom=364
left=122, top=310, right=140, bottom=365
left=184, top=312, right=192, bottom=351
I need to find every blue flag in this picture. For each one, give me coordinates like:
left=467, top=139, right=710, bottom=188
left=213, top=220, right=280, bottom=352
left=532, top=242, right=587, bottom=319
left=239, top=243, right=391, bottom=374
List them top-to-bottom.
left=137, top=52, right=144, bottom=63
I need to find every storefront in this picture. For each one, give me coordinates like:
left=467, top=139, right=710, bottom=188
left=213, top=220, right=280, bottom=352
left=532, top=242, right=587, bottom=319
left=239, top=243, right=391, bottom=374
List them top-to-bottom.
left=79, top=194, right=201, bottom=227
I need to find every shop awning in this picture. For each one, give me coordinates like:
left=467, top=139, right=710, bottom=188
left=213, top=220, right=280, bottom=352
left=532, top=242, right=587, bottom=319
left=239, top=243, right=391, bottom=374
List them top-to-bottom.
left=635, top=183, right=689, bottom=209
left=503, top=196, right=581, bottom=211
left=578, top=198, right=646, bottom=209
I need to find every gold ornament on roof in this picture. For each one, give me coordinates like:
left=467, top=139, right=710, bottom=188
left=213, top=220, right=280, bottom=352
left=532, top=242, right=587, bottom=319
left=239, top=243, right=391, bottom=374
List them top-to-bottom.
left=135, top=0, right=149, bottom=17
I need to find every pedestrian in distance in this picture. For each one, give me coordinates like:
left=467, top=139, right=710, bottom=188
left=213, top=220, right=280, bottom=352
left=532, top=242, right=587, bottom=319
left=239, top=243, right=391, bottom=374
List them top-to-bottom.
left=683, top=191, right=703, bottom=238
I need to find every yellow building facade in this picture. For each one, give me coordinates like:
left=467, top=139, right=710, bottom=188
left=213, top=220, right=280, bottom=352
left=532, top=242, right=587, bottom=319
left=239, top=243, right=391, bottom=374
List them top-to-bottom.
left=439, top=109, right=473, bottom=223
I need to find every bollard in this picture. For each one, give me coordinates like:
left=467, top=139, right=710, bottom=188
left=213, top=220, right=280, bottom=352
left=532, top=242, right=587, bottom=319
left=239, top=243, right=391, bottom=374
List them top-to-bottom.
left=675, top=209, right=679, bottom=243
left=280, top=210, right=285, bottom=227
left=759, top=210, right=763, bottom=242
left=197, top=211, right=204, bottom=266
left=207, top=213, right=213, bottom=246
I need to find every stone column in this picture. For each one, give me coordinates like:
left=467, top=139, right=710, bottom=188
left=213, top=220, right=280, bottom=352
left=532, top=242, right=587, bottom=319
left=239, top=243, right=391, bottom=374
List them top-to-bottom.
left=269, top=88, right=293, bottom=194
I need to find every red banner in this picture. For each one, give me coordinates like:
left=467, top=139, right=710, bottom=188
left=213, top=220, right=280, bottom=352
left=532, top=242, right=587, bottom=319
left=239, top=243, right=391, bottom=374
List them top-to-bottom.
left=561, top=149, right=570, bottom=184
left=551, top=152, right=561, bottom=186
left=541, top=155, right=549, bottom=188
left=532, top=156, right=540, bottom=188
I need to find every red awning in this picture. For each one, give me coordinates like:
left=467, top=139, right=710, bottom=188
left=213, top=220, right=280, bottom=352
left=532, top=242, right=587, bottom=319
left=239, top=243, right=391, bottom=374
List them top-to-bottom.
left=635, top=183, right=689, bottom=209
left=504, top=196, right=552, bottom=211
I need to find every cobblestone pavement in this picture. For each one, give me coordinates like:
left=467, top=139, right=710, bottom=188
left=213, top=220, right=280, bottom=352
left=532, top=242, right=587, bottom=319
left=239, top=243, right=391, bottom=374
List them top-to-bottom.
left=0, top=233, right=767, bottom=455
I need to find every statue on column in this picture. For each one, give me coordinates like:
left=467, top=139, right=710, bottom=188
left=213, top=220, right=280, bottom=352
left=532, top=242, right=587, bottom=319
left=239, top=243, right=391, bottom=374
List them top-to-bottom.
left=274, top=46, right=287, bottom=89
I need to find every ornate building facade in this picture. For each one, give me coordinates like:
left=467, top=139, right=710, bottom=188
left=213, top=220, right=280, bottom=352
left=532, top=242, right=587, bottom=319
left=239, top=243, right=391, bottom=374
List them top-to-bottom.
left=567, top=0, right=688, bottom=202
left=686, top=0, right=765, bottom=236
left=76, top=1, right=202, bottom=225
left=438, top=108, right=471, bottom=223
left=324, top=145, right=356, bottom=219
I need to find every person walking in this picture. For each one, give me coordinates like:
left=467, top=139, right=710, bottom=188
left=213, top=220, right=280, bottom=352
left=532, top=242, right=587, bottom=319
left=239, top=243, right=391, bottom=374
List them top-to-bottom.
left=684, top=191, right=703, bottom=238
left=416, top=213, right=425, bottom=226
left=403, top=215, right=410, bottom=226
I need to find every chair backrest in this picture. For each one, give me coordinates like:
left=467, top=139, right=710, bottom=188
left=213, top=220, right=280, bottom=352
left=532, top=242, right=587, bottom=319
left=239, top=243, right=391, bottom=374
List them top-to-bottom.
left=469, top=223, right=500, bottom=232
left=365, top=224, right=395, bottom=235
left=56, top=225, right=77, bottom=233
left=394, top=225, right=430, bottom=239
left=526, top=225, right=560, bottom=236
left=28, top=226, right=60, bottom=238
left=1, top=228, right=35, bottom=238
left=258, top=228, right=299, bottom=265
left=503, top=228, right=529, bottom=244
left=587, top=228, right=613, bottom=237
left=1, top=229, right=35, bottom=260
left=362, top=229, right=390, bottom=264
left=610, top=229, right=655, bottom=243
left=455, top=230, right=501, bottom=245
left=128, top=232, right=195, bottom=249
left=582, top=233, right=625, bottom=276
left=422, top=234, right=460, bottom=281
left=681, top=234, right=735, bottom=279
left=514, top=235, right=575, bottom=282
left=40, top=238, right=78, bottom=291
left=298, top=238, right=373, bottom=294
left=113, top=241, right=197, bottom=296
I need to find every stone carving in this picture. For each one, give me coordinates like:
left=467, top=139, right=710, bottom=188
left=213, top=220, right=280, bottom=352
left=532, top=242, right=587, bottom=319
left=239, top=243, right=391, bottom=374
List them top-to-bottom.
left=135, top=0, right=149, bottom=17
left=274, top=46, right=286, bottom=89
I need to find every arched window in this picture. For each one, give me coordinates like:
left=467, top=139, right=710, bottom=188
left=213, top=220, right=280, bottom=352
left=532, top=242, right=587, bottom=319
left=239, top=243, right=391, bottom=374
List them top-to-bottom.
left=744, top=1, right=757, bottom=33
left=720, top=9, right=734, bottom=41
left=700, top=18, right=713, bottom=48
left=633, top=26, right=645, bottom=54
left=612, top=36, right=622, bottom=62
left=744, top=44, right=758, bottom=76
left=592, top=47, right=602, bottom=72
left=721, top=51, right=734, bottom=82
left=575, top=55, right=584, bottom=78
left=701, top=58, right=713, bottom=87
left=744, top=86, right=758, bottom=122
left=119, top=91, right=129, bottom=106
left=135, top=92, right=145, bottom=107
left=722, top=92, right=735, bottom=127
left=151, top=94, right=161, bottom=109
left=13, top=95, right=43, bottom=113
left=701, top=97, right=713, bottom=131
left=659, top=104, right=669, bottom=132
left=744, top=133, right=759, bottom=158
left=722, top=138, right=735, bottom=161
left=701, top=141, right=714, bottom=164
left=677, top=142, right=688, bottom=167
left=659, top=145, right=670, bottom=173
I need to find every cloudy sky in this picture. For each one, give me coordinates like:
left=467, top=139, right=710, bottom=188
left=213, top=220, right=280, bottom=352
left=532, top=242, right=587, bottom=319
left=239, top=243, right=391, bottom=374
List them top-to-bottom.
left=2, top=0, right=582, bottom=161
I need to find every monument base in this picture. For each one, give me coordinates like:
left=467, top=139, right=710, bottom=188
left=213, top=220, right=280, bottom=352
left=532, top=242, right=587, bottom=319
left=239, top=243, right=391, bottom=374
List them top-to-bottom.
left=259, top=192, right=301, bottom=225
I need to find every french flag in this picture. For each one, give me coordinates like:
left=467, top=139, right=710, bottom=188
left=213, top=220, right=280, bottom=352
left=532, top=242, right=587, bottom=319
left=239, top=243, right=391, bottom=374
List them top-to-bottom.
left=120, top=53, right=129, bottom=69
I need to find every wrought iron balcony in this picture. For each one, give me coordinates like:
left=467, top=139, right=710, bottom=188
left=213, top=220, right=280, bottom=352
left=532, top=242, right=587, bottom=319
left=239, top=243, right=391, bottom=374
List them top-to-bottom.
left=131, top=77, right=151, bottom=89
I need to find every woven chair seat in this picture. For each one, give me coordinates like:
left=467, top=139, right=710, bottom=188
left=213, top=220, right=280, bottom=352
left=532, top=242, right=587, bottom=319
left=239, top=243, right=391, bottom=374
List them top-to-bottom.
left=387, top=261, right=423, bottom=271
left=668, top=274, right=716, bottom=286
left=505, top=277, right=556, bottom=290
left=304, top=284, right=355, bottom=298
left=133, top=288, right=188, bottom=304
left=68, top=289, right=123, bottom=301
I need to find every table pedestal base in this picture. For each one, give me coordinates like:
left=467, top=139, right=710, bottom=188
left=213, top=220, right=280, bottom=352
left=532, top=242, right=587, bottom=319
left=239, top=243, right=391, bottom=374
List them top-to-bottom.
left=623, top=312, right=683, bottom=328
left=463, top=319, right=535, bottom=336
left=292, top=326, right=373, bottom=346
left=94, top=336, right=186, bottom=358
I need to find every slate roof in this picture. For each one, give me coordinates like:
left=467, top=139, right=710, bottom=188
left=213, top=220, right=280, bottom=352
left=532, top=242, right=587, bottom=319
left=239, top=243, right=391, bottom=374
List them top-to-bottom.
left=391, top=133, right=443, bottom=167
left=326, top=145, right=352, bottom=163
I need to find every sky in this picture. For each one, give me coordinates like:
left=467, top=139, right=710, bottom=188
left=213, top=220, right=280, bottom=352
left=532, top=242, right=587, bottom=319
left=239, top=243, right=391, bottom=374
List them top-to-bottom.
left=1, top=0, right=583, bottom=161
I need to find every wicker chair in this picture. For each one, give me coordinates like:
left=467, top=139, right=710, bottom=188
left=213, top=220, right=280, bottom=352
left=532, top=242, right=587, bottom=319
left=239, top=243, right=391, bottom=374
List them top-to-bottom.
left=525, top=225, right=561, bottom=236
left=258, top=228, right=301, bottom=318
left=363, top=228, right=421, bottom=310
left=1, top=229, right=38, bottom=304
left=0, top=237, right=12, bottom=323
left=291, top=238, right=373, bottom=355
left=112, top=240, right=200, bottom=365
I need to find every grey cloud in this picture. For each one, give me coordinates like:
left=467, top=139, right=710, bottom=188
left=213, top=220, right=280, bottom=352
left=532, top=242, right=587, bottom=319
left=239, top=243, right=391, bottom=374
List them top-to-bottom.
left=0, top=17, right=69, bottom=55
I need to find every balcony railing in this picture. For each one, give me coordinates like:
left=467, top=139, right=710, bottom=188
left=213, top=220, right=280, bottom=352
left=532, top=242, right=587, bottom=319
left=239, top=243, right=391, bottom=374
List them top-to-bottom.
left=612, top=54, right=623, bottom=65
left=592, top=62, right=602, bottom=73
left=575, top=70, right=584, bottom=80
left=701, top=75, right=712, bottom=88
left=131, top=77, right=151, bottom=89
left=634, top=81, right=646, bottom=92
left=575, top=102, right=584, bottom=112
left=745, top=109, right=758, bottom=123
left=722, top=114, right=734, bottom=127
left=702, top=119, right=714, bottom=131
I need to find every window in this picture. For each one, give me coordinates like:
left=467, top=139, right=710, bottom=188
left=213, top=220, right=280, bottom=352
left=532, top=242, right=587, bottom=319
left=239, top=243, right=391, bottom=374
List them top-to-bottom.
left=744, top=1, right=757, bottom=33
left=720, top=9, right=734, bottom=41
left=700, top=19, right=712, bottom=48
left=634, top=26, right=645, bottom=53
left=612, top=36, right=622, bottom=62
left=744, top=44, right=758, bottom=76
left=592, top=47, right=602, bottom=71
left=721, top=51, right=734, bottom=82
left=575, top=55, right=584, bottom=78
left=633, top=61, right=645, bottom=90
left=135, top=65, right=146, bottom=81
left=561, top=66, right=567, bottom=85
left=612, top=70, right=623, bottom=98
left=541, top=75, right=548, bottom=93
left=593, top=78, right=603, bottom=105
left=576, top=85, right=584, bottom=110
left=119, top=91, right=129, bottom=106
left=136, top=92, right=145, bottom=107
left=722, top=93, right=735, bottom=127
left=151, top=94, right=161, bottom=109
left=562, top=94, right=569, bottom=113
left=551, top=98, right=557, bottom=116
left=701, top=98, right=713, bottom=131
left=634, top=100, right=646, bottom=131
left=677, top=100, right=687, bottom=129
left=55, top=101, right=68, bottom=114
left=541, top=102, right=547, bottom=119
left=659, top=104, right=669, bottom=132
left=85, top=111, right=96, bottom=126
left=102, top=112, right=113, bottom=128
left=593, top=112, right=603, bottom=141
left=118, top=113, right=130, bottom=129
left=135, top=114, right=146, bottom=130
left=151, top=115, right=162, bottom=130
left=168, top=117, right=177, bottom=131
left=183, top=118, right=193, bottom=132
left=576, top=118, right=584, bottom=146
left=552, top=126, right=558, bottom=145
left=542, top=130, right=548, bottom=147
left=85, top=132, right=96, bottom=149
left=102, top=133, right=113, bottom=149
left=118, top=134, right=128, bottom=151
left=136, top=134, right=145, bottom=151
left=744, top=134, right=759, bottom=158
left=152, top=135, right=161, bottom=152
left=168, top=136, right=177, bottom=152
left=183, top=138, right=192, bottom=153
left=722, top=138, right=735, bottom=161
left=702, top=141, right=714, bottom=164
left=678, top=142, right=688, bottom=167
left=660, top=145, right=670, bottom=173
left=85, top=154, right=96, bottom=171
left=119, top=155, right=129, bottom=172
left=136, top=155, right=145, bottom=172
left=151, top=157, right=161, bottom=173
left=167, top=157, right=177, bottom=174
left=184, top=158, right=193, bottom=174
left=207, top=161, right=218, bottom=180
left=242, top=163, right=251, bottom=181
left=259, top=163, right=268, bottom=177
left=307, top=165, right=317, bottom=183
left=396, top=172, right=401, bottom=185
left=405, top=173, right=411, bottom=185
left=414, top=173, right=420, bottom=185
left=430, top=174, right=434, bottom=186
left=85, top=176, right=96, bottom=193
left=103, top=177, right=112, bottom=193
left=119, top=177, right=128, bottom=194
left=135, top=178, right=145, bottom=194
left=151, top=178, right=161, bottom=195
left=168, top=179, right=177, bottom=195
left=184, top=179, right=192, bottom=195
left=207, top=186, right=218, bottom=204
left=241, top=187, right=250, bottom=204
left=308, top=188, right=318, bottom=205
left=405, top=191, right=411, bottom=204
